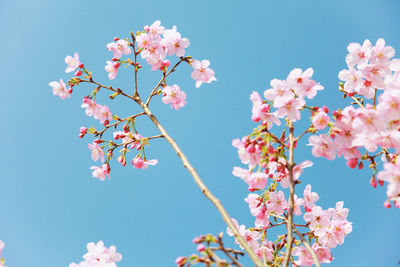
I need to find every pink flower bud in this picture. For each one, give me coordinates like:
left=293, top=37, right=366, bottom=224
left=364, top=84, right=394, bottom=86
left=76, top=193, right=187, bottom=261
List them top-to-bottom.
left=113, top=37, right=119, bottom=41
left=78, top=63, right=84, bottom=68
left=75, top=70, right=83, bottom=76
left=68, top=87, right=73, bottom=94
left=104, top=120, right=109, bottom=126
left=79, top=127, right=87, bottom=138
left=94, top=139, right=103, bottom=144
left=118, top=156, right=126, bottom=167
left=132, top=157, right=145, bottom=169
left=346, top=158, right=358, bottom=169
left=370, top=177, right=377, bottom=188
left=378, top=179, right=384, bottom=186
left=384, top=200, right=391, bottom=208
left=395, top=201, right=400, bottom=208
left=192, top=236, right=204, bottom=244
left=196, top=244, right=205, bottom=252
left=175, top=256, right=186, bottom=266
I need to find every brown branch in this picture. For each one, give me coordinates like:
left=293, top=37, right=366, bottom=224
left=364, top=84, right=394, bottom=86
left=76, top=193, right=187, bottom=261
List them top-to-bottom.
left=145, top=57, right=190, bottom=106
left=282, top=121, right=295, bottom=267
left=294, top=227, right=321, bottom=267
left=216, top=234, right=244, bottom=267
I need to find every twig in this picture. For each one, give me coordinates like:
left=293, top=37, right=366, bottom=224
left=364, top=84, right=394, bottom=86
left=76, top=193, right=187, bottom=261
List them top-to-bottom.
left=282, top=121, right=295, bottom=267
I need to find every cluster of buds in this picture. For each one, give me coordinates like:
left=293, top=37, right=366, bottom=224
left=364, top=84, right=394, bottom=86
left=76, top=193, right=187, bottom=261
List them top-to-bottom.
left=175, top=233, right=244, bottom=267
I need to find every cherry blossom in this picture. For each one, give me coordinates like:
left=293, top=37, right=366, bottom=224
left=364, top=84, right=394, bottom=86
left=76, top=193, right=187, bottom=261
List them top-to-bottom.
left=106, top=39, right=131, bottom=59
left=65, top=52, right=81, bottom=73
left=191, top=60, right=217, bottom=88
left=105, top=61, right=120, bottom=80
left=49, top=79, right=71, bottom=100
left=162, top=84, right=187, bottom=110
left=88, top=141, right=105, bottom=162
left=132, top=157, right=158, bottom=169
left=90, top=164, right=110, bottom=181
left=69, top=241, right=122, bottom=267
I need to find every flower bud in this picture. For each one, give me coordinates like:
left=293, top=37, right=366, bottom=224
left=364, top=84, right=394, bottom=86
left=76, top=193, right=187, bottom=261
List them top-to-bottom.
left=113, top=37, right=119, bottom=41
left=78, top=63, right=84, bottom=69
left=75, top=70, right=83, bottom=76
left=118, top=156, right=126, bottom=167
left=346, top=158, right=358, bottom=169
left=370, top=176, right=377, bottom=188
left=378, top=179, right=384, bottom=186
left=384, top=200, right=391, bottom=208
left=196, top=244, right=205, bottom=252
left=175, top=256, right=186, bottom=266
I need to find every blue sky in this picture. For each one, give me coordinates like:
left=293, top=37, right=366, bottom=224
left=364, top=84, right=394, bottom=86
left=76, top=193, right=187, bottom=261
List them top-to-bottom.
left=1, top=0, right=400, bottom=266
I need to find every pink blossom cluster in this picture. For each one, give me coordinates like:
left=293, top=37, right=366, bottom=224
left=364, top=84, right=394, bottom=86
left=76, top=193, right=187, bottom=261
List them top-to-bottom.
left=135, top=20, right=216, bottom=87
left=308, top=39, right=400, bottom=207
left=246, top=67, right=323, bottom=131
left=228, top=69, right=351, bottom=265
left=162, top=84, right=187, bottom=110
left=81, top=97, right=113, bottom=125
left=69, top=241, right=122, bottom=267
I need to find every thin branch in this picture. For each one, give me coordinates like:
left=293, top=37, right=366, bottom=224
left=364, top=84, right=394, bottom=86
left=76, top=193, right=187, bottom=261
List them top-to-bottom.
left=130, top=32, right=139, bottom=97
left=145, top=57, right=189, bottom=106
left=282, top=121, right=295, bottom=267
left=294, top=227, right=321, bottom=267
left=216, top=235, right=244, bottom=267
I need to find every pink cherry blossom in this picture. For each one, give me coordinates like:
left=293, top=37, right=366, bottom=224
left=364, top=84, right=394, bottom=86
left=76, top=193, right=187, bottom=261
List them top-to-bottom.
left=147, top=20, right=165, bottom=39
left=162, top=26, right=190, bottom=57
left=370, top=38, right=395, bottom=66
left=107, top=39, right=131, bottom=59
left=346, top=39, right=372, bottom=67
left=65, top=52, right=81, bottom=73
left=191, top=60, right=217, bottom=88
left=105, top=61, right=120, bottom=80
left=286, top=68, right=324, bottom=99
left=49, top=79, right=71, bottom=100
left=264, top=79, right=293, bottom=107
left=162, top=84, right=187, bottom=110
left=81, top=97, right=99, bottom=117
left=275, top=97, right=305, bottom=122
left=94, top=105, right=113, bottom=124
left=312, top=111, right=330, bottom=130
left=308, top=134, right=336, bottom=160
left=88, top=141, right=105, bottom=162
left=132, top=157, right=158, bottom=169
left=377, top=161, right=400, bottom=202
left=90, top=164, right=110, bottom=181
left=247, top=172, right=268, bottom=191
left=303, top=184, right=319, bottom=212
left=267, top=191, right=288, bottom=215
left=304, top=206, right=330, bottom=230
left=70, top=240, right=122, bottom=267
left=312, top=244, right=333, bottom=264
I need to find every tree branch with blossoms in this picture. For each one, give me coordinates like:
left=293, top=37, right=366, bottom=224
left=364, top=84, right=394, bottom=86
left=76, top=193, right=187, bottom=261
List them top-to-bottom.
left=46, top=20, right=400, bottom=267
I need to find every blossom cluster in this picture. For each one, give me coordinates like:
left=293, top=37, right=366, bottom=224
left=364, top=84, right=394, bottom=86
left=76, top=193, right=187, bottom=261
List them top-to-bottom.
left=49, top=21, right=217, bottom=181
left=308, top=39, right=400, bottom=207
left=229, top=69, right=352, bottom=265
left=175, top=233, right=244, bottom=267
left=69, top=241, right=122, bottom=267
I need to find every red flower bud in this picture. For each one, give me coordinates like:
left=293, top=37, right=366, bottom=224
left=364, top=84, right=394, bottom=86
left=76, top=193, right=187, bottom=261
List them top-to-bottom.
left=370, top=177, right=377, bottom=188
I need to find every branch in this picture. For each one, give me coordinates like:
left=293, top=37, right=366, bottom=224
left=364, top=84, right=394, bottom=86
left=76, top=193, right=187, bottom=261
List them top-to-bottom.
left=145, top=57, right=190, bottom=106
left=282, top=121, right=295, bottom=267
left=293, top=227, right=321, bottom=267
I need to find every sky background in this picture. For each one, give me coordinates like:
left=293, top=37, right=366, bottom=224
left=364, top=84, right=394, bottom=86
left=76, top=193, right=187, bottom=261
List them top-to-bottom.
left=1, top=0, right=400, bottom=266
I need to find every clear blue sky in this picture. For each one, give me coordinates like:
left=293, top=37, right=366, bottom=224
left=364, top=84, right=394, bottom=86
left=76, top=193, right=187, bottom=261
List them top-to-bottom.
left=1, top=0, right=400, bottom=266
